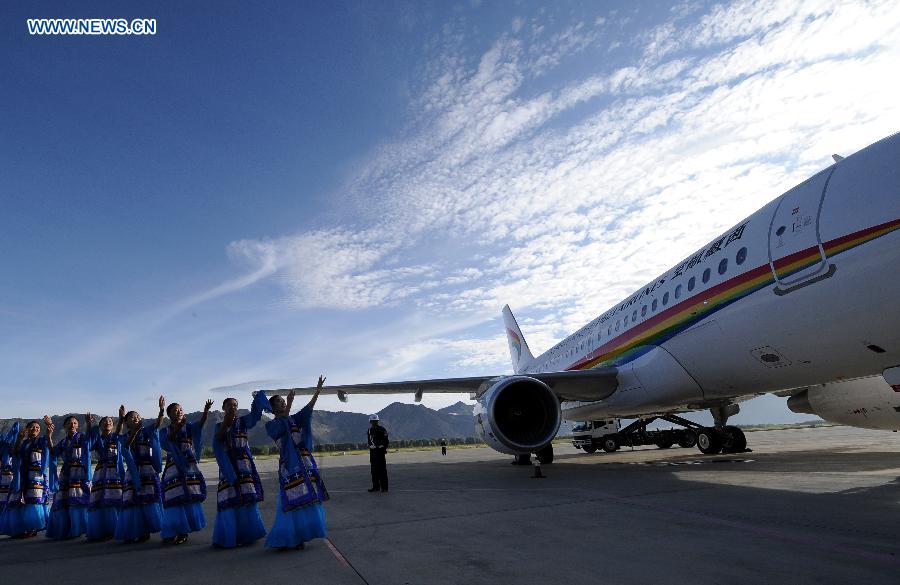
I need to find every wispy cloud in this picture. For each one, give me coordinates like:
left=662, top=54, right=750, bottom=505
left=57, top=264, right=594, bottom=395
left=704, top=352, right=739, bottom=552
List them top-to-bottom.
left=229, top=0, right=900, bottom=360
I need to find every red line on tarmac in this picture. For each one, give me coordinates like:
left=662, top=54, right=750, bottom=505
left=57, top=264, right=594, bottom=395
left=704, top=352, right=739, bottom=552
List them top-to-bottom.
left=325, top=538, right=352, bottom=568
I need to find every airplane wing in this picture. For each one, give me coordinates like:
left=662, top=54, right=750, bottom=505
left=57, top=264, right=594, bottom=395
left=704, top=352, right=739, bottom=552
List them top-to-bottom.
left=261, top=367, right=618, bottom=402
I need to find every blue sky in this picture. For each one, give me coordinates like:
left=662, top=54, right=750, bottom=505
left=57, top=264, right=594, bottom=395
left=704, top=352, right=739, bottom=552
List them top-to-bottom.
left=2, top=1, right=899, bottom=423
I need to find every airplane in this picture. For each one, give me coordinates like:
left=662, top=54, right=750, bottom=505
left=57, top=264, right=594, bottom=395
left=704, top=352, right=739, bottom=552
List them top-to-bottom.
left=259, top=132, right=900, bottom=463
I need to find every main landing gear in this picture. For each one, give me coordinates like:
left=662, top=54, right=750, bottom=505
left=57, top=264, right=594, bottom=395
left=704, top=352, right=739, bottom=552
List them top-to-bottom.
left=695, top=404, right=748, bottom=455
left=609, top=408, right=748, bottom=456
left=512, top=443, right=555, bottom=466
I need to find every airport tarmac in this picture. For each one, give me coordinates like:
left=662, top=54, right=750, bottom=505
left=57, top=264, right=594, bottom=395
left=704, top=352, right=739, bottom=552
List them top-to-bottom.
left=2, top=425, right=899, bottom=584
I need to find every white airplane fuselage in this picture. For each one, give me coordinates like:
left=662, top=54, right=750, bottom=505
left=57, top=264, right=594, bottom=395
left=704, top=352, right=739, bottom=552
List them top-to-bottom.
left=518, top=133, right=900, bottom=427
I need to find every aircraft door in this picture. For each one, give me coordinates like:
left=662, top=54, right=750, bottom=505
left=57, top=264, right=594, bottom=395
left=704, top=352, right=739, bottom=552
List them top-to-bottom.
left=767, top=166, right=836, bottom=295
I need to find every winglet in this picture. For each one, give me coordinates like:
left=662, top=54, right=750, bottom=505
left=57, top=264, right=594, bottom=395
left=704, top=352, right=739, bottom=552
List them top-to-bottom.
left=502, top=305, right=535, bottom=374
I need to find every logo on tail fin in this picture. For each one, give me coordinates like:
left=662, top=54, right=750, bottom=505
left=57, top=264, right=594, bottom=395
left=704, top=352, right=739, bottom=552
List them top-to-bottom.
left=506, top=328, right=522, bottom=363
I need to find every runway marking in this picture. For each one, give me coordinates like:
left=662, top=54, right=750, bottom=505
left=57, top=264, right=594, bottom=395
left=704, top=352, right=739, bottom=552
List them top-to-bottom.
left=326, top=538, right=371, bottom=585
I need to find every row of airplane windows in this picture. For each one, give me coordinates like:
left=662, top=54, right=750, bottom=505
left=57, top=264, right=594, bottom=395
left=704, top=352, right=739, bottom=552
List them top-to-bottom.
left=538, top=245, right=752, bottom=370
left=606, top=245, right=749, bottom=336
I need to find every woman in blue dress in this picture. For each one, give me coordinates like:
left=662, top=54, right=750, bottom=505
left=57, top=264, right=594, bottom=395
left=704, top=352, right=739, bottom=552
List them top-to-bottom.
left=265, top=375, right=329, bottom=550
left=212, top=391, right=269, bottom=548
left=115, top=398, right=165, bottom=543
left=159, top=398, right=212, bottom=545
left=87, top=409, right=125, bottom=540
left=46, top=413, right=93, bottom=539
left=3, top=419, right=51, bottom=538
left=0, top=422, right=21, bottom=536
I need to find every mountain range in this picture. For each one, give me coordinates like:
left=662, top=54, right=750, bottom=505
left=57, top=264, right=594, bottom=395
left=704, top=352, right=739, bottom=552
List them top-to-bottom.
left=0, top=401, right=480, bottom=449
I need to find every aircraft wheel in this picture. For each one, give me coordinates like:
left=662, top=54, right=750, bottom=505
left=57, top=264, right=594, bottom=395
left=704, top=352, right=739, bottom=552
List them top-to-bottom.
left=722, top=426, right=747, bottom=453
left=697, top=428, right=723, bottom=454
left=677, top=431, right=697, bottom=449
left=602, top=435, right=620, bottom=453
left=655, top=438, right=674, bottom=449
left=537, top=444, right=554, bottom=464
left=583, top=445, right=597, bottom=454
left=513, top=454, right=531, bottom=465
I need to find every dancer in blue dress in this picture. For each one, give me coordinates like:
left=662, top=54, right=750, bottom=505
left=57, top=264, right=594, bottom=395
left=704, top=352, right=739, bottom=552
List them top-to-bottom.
left=265, top=375, right=329, bottom=550
left=212, top=391, right=270, bottom=548
left=115, top=398, right=165, bottom=543
left=159, top=398, right=212, bottom=545
left=87, top=409, right=125, bottom=540
left=46, top=414, right=93, bottom=539
left=4, top=419, right=51, bottom=538
left=0, top=422, right=21, bottom=536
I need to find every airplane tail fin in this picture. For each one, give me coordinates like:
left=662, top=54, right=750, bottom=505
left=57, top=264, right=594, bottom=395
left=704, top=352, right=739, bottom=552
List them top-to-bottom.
left=502, top=305, right=535, bottom=374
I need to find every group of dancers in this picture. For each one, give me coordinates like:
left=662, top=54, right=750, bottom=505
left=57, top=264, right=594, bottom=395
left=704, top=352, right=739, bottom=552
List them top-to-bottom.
left=0, top=376, right=330, bottom=550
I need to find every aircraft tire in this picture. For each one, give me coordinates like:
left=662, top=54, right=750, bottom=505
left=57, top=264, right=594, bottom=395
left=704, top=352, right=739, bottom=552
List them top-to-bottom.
left=721, top=426, right=747, bottom=453
left=697, top=428, right=723, bottom=454
left=677, top=431, right=697, bottom=448
left=602, top=435, right=620, bottom=453
left=655, top=438, right=674, bottom=449
left=583, top=445, right=597, bottom=454
left=513, top=454, right=531, bottom=465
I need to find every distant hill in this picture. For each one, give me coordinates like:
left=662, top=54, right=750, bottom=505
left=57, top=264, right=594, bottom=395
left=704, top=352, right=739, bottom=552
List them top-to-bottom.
left=0, top=401, right=481, bottom=449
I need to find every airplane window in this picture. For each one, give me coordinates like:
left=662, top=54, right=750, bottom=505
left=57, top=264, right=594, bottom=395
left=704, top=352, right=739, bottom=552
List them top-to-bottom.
left=736, top=246, right=747, bottom=265
left=718, top=258, right=728, bottom=275
left=702, top=268, right=711, bottom=283
left=688, top=276, right=695, bottom=291
left=675, top=284, right=682, bottom=299
left=662, top=291, right=669, bottom=305
left=652, top=298, right=658, bottom=311
left=641, top=305, right=647, bottom=317
left=632, top=310, right=637, bottom=322
left=615, top=321, right=619, bottom=331
left=607, top=326, right=611, bottom=335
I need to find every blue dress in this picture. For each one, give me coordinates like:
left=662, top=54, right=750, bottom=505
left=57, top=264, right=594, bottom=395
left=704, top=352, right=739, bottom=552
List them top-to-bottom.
left=212, top=392, right=269, bottom=548
left=265, top=404, right=329, bottom=549
left=159, top=422, right=206, bottom=538
left=0, top=423, right=20, bottom=535
left=115, top=425, right=163, bottom=541
left=87, top=430, right=123, bottom=539
left=46, top=431, right=92, bottom=539
left=2, top=436, right=50, bottom=536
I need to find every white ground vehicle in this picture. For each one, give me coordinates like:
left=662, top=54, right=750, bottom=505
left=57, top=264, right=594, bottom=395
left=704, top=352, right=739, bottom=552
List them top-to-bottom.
left=571, top=420, right=620, bottom=453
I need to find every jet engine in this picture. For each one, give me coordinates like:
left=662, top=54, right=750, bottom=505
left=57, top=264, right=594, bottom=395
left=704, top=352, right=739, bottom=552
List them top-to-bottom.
left=473, top=376, right=562, bottom=455
left=786, top=376, right=900, bottom=431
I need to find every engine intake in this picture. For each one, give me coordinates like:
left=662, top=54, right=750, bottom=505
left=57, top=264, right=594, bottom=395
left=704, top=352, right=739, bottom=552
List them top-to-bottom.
left=474, top=376, right=561, bottom=454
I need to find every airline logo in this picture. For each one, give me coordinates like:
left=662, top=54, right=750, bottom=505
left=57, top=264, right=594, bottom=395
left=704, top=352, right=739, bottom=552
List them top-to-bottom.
left=506, top=329, right=522, bottom=363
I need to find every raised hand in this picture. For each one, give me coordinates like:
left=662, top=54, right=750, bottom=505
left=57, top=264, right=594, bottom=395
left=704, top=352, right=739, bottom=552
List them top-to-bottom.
left=317, top=375, right=326, bottom=389
left=158, top=395, right=166, bottom=411
left=204, top=399, right=213, bottom=413
left=118, top=404, right=126, bottom=419
left=86, top=412, right=95, bottom=424
left=42, top=415, right=52, bottom=426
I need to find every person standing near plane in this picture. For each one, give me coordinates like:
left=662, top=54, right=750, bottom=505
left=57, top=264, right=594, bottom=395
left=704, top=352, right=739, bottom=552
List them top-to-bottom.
left=264, top=375, right=330, bottom=550
left=211, top=391, right=270, bottom=548
left=159, top=398, right=213, bottom=545
left=115, top=399, right=165, bottom=543
left=86, top=410, right=125, bottom=541
left=46, top=414, right=93, bottom=539
left=367, top=415, right=389, bottom=492
left=5, top=419, right=52, bottom=538
left=0, top=422, right=21, bottom=536
left=440, top=438, right=447, bottom=456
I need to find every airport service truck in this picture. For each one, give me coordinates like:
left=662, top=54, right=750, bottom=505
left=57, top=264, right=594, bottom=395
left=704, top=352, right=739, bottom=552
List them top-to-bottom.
left=571, top=416, right=699, bottom=453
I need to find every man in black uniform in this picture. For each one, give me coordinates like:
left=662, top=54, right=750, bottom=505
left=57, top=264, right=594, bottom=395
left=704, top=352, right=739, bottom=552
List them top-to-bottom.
left=367, top=414, right=389, bottom=492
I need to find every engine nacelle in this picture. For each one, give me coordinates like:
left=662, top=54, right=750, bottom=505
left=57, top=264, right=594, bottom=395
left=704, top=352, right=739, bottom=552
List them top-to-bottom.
left=473, top=376, right=562, bottom=455
left=787, top=376, right=900, bottom=430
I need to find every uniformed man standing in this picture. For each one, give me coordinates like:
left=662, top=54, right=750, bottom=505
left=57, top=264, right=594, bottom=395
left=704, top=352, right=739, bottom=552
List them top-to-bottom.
left=367, top=414, right=389, bottom=492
